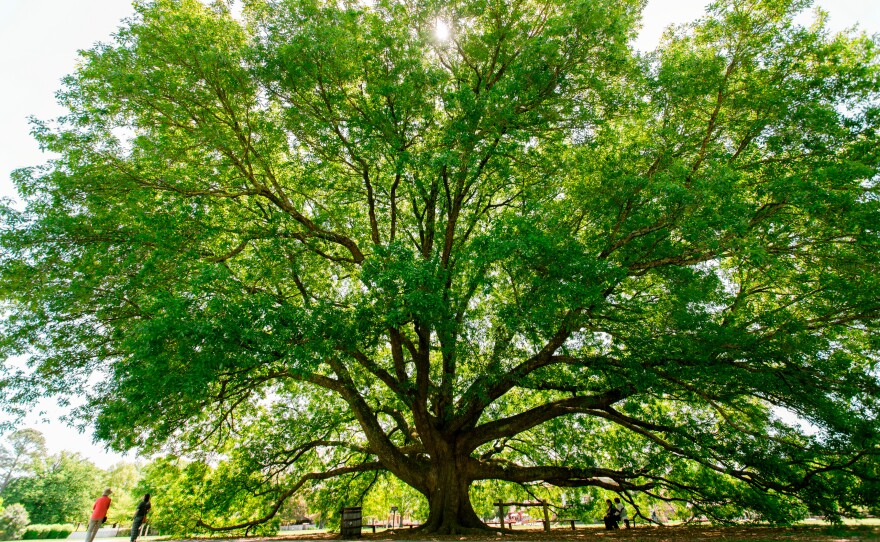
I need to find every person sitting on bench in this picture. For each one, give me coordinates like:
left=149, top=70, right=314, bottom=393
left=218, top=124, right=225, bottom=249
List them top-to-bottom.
left=614, top=498, right=629, bottom=529
left=603, top=499, right=620, bottom=530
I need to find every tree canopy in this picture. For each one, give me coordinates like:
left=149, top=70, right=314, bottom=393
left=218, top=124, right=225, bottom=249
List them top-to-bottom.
left=2, top=0, right=879, bottom=533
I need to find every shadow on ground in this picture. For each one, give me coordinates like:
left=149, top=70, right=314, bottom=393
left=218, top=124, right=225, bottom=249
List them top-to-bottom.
left=224, top=525, right=880, bottom=542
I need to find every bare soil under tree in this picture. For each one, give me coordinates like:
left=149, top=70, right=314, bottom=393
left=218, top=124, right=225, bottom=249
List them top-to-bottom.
left=230, top=525, right=880, bottom=542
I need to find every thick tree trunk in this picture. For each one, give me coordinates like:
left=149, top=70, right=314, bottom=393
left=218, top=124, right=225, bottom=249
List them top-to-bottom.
left=418, top=454, right=486, bottom=534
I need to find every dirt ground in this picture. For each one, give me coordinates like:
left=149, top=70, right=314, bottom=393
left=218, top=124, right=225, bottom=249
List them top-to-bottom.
left=251, top=525, right=880, bottom=542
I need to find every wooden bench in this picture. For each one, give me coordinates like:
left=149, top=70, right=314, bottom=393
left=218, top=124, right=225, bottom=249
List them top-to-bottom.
left=380, top=523, right=418, bottom=531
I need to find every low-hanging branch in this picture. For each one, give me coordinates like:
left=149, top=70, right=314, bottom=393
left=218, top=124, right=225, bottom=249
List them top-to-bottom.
left=195, top=461, right=385, bottom=532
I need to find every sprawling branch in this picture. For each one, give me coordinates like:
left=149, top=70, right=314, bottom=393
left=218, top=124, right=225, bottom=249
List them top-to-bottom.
left=453, top=317, right=584, bottom=431
left=325, top=357, right=426, bottom=487
left=460, top=388, right=632, bottom=452
left=470, top=460, right=651, bottom=492
left=196, top=461, right=384, bottom=532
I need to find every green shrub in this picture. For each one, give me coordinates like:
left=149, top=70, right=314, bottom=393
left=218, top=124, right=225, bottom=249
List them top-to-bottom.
left=19, top=525, right=74, bottom=540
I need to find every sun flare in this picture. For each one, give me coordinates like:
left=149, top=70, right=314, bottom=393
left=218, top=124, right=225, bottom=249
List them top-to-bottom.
left=434, top=19, right=450, bottom=41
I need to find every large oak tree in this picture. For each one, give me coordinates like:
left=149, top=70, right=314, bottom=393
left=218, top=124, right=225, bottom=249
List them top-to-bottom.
left=2, top=0, right=880, bottom=533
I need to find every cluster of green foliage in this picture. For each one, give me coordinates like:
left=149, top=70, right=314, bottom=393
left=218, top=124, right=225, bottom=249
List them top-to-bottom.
left=2, top=0, right=880, bottom=534
left=132, top=456, right=277, bottom=536
left=19, top=525, right=74, bottom=540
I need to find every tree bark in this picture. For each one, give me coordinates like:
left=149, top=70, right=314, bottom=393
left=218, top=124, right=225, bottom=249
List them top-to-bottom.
left=420, top=454, right=485, bottom=534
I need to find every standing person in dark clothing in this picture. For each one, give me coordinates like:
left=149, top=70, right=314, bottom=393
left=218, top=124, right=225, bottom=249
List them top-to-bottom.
left=130, top=494, right=151, bottom=542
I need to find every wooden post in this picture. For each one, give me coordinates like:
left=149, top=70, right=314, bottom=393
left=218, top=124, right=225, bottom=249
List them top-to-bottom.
left=542, top=501, right=550, bottom=532
left=498, top=503, right=505, bottom=530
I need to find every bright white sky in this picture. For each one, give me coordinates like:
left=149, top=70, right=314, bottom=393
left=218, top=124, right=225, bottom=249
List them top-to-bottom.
left=0, top=0, right=878, bottom=464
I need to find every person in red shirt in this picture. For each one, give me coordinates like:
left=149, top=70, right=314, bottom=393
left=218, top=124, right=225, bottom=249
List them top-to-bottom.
left=85, top=488, right=112, bottom=542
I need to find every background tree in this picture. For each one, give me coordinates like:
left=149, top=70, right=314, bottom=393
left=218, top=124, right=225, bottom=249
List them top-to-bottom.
left=1, top=0, right=879, bottom=534
left=0, top=429, right=46, bottom=492
left=2, top=452, right=103, bottom=525
left=104, top=462, right=141, bottom=525
left=275, top=495, right=310, bottom=525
